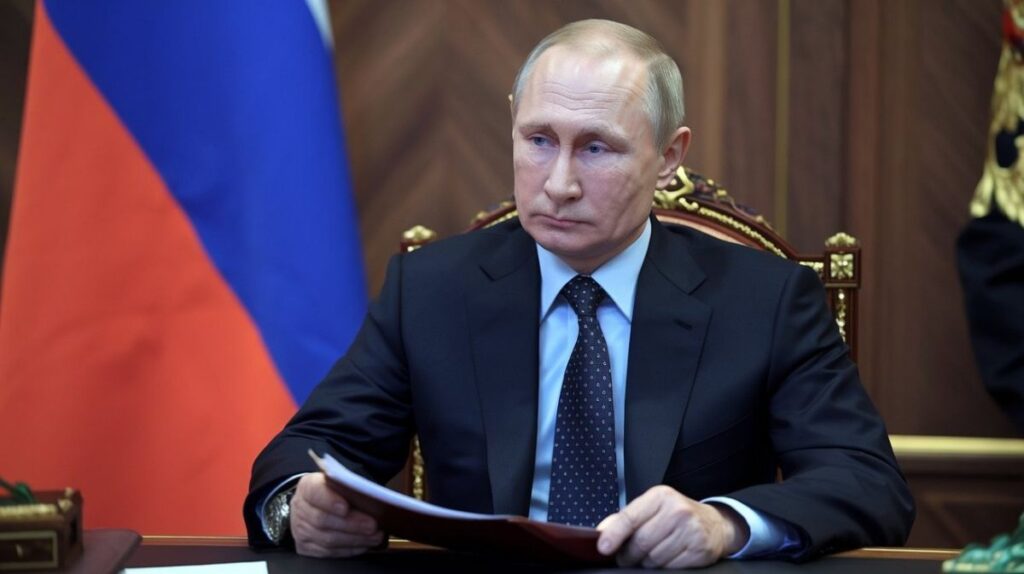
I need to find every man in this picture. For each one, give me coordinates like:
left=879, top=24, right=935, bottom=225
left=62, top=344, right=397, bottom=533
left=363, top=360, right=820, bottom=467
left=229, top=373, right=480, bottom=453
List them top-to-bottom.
left=245, top=19, right=914, bottom=568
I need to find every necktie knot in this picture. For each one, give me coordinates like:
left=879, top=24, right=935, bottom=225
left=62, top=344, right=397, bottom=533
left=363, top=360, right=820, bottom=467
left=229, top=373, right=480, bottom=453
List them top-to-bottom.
left=561, top=275, right=606, bottom=318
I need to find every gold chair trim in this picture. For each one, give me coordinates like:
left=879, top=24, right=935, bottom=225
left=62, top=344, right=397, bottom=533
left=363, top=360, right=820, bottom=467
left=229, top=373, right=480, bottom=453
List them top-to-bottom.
left=890, top=435, right=1024, bottom=458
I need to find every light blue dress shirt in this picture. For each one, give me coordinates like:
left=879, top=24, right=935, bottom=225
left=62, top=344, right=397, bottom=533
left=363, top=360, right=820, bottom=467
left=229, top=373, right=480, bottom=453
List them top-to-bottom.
left=528, top=219, right=799, bottom=558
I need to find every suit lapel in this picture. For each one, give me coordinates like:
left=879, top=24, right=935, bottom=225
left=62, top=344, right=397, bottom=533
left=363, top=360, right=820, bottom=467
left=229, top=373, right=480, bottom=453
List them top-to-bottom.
left=624, top=221, right=711, bottom=501
left=466, top=227, right=540, bottom=516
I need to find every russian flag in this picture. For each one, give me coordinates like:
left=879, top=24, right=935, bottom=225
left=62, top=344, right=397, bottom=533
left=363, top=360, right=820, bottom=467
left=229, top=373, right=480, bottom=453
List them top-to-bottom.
left=0, top=0, right=366, bottom=535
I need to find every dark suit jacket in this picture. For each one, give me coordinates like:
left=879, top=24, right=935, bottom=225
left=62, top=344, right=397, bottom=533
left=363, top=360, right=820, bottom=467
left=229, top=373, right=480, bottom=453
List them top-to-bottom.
left=245, top=217, right=915, bottom=559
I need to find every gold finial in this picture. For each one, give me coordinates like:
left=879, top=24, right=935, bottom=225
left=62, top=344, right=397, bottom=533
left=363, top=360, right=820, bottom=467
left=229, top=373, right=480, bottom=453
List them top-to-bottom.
left=402, top=225, right=437, bottom=243
left=825, top=232, right=858, bottom=248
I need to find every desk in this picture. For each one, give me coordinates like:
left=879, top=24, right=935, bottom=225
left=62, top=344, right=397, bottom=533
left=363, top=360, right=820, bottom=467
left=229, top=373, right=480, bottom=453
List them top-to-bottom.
left=126, top=537, right=958, bottom=573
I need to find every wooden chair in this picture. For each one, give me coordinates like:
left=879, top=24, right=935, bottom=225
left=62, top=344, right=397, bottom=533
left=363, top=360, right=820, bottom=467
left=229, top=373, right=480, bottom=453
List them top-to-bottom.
left=397, top=166, right=861, bottom=500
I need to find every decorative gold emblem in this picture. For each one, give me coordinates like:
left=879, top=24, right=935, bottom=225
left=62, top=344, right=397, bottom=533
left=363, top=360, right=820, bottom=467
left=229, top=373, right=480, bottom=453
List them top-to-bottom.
left=970, top=0, right=1024, bottom=228
left=671, top=166, right=697, bottom=195
left=653, top=167, right=697, bottom=209
left=654, top=167, right=787, bottom=257
left=653, top=189, right=693, bottom=211
left=830, top=253, right=854, bottom=280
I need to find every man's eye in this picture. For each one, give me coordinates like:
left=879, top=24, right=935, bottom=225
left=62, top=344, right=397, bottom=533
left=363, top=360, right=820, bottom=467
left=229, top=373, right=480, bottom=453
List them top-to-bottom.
left=531, top=136, right=549, bottom=146
left=586, top=144, right=605, bottom=154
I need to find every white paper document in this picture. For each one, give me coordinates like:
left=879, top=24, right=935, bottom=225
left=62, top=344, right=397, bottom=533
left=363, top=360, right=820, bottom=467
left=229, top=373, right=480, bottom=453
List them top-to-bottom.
left=308, top=450, right=606, bottom=564
left=314, top=450, right=512, bottom=521
left=124, top=562, right=267, bottom=574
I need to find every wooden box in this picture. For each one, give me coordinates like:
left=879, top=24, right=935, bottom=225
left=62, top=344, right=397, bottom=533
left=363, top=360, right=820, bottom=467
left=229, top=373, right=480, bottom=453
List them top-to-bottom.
left=0, top=489, right=82, bottom=571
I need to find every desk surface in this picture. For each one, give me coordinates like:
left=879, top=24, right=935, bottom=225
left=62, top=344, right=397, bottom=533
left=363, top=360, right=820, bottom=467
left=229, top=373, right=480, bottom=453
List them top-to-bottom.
left=125, top=537, right=959, bottom=573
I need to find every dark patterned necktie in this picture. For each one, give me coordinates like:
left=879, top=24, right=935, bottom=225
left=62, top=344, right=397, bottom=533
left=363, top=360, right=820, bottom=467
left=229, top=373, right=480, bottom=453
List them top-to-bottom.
left=548, top=275, right=619, bottom=527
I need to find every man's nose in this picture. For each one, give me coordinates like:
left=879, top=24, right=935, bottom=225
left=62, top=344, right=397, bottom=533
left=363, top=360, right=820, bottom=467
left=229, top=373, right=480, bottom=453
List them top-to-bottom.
left=543, top=149, right=581, bottom=201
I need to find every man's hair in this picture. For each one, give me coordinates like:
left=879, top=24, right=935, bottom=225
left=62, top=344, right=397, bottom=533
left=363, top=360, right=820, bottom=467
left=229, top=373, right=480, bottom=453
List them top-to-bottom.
left=511, top=19, right=685, bottom=149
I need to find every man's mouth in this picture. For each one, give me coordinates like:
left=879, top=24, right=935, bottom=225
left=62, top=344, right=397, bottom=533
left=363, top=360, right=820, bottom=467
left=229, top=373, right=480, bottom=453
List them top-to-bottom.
left=535, top=214, right=583, bottom=228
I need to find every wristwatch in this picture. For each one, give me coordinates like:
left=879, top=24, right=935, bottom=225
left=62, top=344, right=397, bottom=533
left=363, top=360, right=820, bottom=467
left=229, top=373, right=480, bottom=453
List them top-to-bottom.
left=264, top=487, right=296, bottom=545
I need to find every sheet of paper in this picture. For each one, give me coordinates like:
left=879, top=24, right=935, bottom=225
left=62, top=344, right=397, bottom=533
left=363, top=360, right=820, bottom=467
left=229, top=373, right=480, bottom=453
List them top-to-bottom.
left=313, top=450, right=511, bottom=521
left=124, top=561, right=267, bottom=574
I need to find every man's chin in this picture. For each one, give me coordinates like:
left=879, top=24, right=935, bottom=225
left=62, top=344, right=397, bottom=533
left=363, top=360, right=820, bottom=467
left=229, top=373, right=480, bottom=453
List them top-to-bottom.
left=526, top=228, right=585, bottom=254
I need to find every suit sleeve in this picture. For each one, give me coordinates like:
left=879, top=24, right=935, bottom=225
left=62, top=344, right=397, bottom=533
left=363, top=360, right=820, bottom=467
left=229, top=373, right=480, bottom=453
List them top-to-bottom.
left=243, top=254, right=414, bottom=546
left=727, top=264, right=915, bottom=560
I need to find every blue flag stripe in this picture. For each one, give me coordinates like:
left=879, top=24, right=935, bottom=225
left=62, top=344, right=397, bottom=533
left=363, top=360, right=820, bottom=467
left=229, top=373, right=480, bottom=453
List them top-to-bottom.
left=44, top=0, right=366, bottom=403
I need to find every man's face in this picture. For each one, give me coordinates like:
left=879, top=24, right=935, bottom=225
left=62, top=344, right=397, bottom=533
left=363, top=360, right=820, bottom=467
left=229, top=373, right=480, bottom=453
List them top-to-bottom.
left=512, top=47, right=678, bottom=273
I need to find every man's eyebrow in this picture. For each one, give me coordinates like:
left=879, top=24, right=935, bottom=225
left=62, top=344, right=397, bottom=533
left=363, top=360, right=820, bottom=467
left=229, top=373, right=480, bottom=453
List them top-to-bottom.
left=517, top=122, right=554, bottom=134
left=580, top=128, right=629, bottom=147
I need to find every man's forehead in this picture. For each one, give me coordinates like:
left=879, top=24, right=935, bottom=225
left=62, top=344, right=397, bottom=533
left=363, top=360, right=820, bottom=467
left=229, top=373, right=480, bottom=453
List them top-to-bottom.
left=534, top=45, right=645, bottom=83
left=525, top=47, right=647, bottom=103
left=528, top=79, right=641, bottom=110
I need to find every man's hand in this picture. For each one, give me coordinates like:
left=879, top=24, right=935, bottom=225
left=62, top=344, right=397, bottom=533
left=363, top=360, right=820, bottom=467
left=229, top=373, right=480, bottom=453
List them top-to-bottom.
left=289, top=472, right=385, bottom=558
left=596, top=485, right=749, bottom=569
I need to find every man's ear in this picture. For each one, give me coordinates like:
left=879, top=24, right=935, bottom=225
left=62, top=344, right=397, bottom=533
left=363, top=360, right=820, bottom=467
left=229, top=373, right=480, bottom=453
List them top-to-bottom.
left=656, top=126, right=692, bottom=189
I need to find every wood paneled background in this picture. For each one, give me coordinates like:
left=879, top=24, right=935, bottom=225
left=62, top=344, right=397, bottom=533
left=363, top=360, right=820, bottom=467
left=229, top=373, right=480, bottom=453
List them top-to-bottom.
left=1, top=0, right=1020, bottom=547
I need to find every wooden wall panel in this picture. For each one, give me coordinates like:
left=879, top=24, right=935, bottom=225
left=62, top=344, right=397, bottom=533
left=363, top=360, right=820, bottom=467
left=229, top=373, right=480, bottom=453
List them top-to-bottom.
left=329, top=0, right=447, bottom=292
left=723, top=0, right=779, bottom=225
left=787, top=0, right=846, bottom=251
left=846, top=0, right=1016, bottom=437
left=846, top=0, right=885, bottom=402
left=905, top=0, right=1009, bottom=436
left=898, top=449, right=1024, bottom=548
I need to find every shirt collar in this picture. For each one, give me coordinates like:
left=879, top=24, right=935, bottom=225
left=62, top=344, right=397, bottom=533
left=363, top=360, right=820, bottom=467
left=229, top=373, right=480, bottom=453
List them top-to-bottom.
left=536, top=218, right=652, bottom=322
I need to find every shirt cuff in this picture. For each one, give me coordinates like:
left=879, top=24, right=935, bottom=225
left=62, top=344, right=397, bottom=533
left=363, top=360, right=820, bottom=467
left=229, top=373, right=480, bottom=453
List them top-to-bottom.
left=258, top=473, right=307, bottom=541
left=702, top=496, right=803, bottom=559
